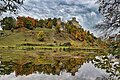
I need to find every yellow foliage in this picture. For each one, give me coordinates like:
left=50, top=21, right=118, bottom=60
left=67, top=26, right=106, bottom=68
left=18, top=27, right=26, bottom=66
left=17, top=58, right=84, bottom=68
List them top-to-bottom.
left=37, top=31, right=45, bottom=41
left=70, top=41, right=75, bottom=46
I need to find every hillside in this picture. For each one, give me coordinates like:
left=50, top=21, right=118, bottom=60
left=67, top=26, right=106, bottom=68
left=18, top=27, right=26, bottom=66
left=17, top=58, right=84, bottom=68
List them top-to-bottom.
left=0, top=16, right=107, bottom=50
left=0, top=28, right=105, bottom=49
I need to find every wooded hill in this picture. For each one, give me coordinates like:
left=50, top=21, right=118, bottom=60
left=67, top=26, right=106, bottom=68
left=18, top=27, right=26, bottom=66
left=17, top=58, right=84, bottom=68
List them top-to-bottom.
left=0, top=16, right=106, bottom=48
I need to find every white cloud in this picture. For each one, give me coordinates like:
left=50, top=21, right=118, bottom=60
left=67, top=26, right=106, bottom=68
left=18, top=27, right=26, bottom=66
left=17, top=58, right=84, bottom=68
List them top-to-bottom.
left=91, top=12, right=97, bottom=16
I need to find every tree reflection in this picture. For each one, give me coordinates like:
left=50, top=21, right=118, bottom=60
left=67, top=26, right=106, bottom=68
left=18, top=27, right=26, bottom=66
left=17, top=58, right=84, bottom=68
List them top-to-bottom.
left=0, top=53, right=119, bottom=80
left=0, top=57, right=86, bottom=76
left=14, top=57, right=86, bottom=76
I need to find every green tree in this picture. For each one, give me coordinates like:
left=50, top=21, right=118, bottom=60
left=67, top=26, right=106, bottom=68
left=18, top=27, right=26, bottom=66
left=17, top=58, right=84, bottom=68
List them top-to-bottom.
left=1, top=17, right=16, bottom=30
left=38, top=19, right=44, bottom=28
left=25, top=20, right=33, bottom=30
left=65, top=22, right=76, bottom=34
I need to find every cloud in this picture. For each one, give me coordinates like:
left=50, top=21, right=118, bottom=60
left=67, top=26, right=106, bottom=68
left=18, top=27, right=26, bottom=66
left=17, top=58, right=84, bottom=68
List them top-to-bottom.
left=2, top=0, right=102, bottom=34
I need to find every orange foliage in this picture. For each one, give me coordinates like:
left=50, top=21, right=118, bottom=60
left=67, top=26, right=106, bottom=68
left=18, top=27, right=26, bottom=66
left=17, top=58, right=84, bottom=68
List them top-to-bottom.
left=16, top=16, right=37, bottom=28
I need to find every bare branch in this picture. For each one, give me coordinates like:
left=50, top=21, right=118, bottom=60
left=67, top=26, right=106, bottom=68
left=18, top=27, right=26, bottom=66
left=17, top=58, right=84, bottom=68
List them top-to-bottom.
left=0, top=0, right=24, bottom=14
left=96, top=0, right=120, bottom=36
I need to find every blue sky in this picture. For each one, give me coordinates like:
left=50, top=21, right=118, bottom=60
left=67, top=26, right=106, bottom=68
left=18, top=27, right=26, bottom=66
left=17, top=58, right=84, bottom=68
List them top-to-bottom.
left=2, top=0, right=102, bottom=35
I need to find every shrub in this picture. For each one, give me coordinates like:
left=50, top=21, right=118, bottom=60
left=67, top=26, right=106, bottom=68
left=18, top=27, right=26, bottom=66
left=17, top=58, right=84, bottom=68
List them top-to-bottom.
left=37, top=31, right=45, bottom=41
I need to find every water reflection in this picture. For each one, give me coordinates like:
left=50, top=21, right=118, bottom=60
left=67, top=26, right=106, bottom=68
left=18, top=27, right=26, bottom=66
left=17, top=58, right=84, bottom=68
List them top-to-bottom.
left=0, top=54, right=119, bottom=80
left=0, top=57, right=86, bottom=76
left=0, top=62, right=108, bottom=80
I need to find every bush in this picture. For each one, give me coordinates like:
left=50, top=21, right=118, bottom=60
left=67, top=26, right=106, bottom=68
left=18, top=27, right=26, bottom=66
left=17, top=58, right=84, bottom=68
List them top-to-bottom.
left=37, top=31, right=45, bottom=41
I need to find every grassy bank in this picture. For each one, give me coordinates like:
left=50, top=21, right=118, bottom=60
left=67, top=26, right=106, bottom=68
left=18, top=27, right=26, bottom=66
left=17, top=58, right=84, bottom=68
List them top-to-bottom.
left=0, top=28, right=103, bottom=48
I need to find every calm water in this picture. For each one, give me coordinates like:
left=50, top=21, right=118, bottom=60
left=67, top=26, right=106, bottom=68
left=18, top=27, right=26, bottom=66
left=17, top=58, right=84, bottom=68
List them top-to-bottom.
left=0, top=51, right=119, bottom=80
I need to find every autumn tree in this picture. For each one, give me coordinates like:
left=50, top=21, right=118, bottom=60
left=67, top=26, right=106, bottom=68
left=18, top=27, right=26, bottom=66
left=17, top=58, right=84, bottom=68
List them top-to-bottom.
left=16, top=16, right=36, bottom=29
left=16, top=16, right=26, bottom=28
left=26, top=16, right=36, bottom=29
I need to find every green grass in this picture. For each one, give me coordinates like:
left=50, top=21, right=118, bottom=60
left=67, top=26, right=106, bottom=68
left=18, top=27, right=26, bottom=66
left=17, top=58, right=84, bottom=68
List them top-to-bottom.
left=0, top=28, right=104, bottom=50
left=0, top=28, right=63, bottom=46
left=0, top=48, right=106, bottom=65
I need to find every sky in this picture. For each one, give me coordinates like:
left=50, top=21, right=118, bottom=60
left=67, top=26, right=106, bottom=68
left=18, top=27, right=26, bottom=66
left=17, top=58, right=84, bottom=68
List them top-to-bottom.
left=1, top=0, right=102, bottom=36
